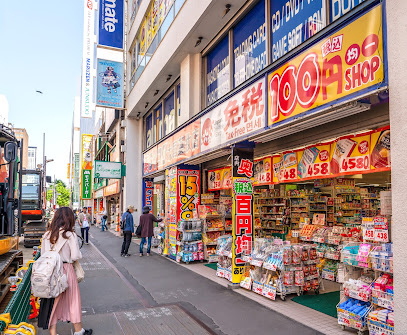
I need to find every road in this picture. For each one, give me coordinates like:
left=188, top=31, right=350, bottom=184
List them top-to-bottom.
left=36, top=228, right=323, bottom=335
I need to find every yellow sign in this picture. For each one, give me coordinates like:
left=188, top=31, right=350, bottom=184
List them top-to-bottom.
left=267, top=4, right=384, bottom=126
left=81, top=134, right=93, bottom=170
left=67, top=163, right=70, bottom=179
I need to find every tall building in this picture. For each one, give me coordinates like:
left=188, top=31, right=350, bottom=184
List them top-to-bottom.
left=12, top=127, right=29, bottom=169
left=27, top=146, right=37, bottom=169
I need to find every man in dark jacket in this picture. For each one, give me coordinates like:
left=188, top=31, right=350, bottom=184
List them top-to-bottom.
left=121, top=205, right=135, bottom=257
left=139, top=206, right=162, bottom=256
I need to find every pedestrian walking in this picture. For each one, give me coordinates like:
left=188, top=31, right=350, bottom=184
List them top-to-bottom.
left=121, top=205, right=135, bottom=257
left=139, top=206, right=163, bottom=256
left=37, top=207, right=92, bottom=335
left=78, top=207, right=91, bottom=245
left=101, top=207, right=108, bottom=232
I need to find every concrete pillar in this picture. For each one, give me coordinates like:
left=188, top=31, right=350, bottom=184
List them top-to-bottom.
left=386, top=1, right=407, bottom=333
left=180, top=53, right=201, bottom=126
left=123, top=117, right=143, bottom=222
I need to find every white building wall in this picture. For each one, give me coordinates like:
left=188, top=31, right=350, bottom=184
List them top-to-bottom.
left=386, top=1, right=407, bottom=333
left=180, top=53, right=201, bottom=125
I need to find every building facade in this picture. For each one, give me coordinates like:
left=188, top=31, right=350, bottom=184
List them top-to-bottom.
left=122, top=0, right=407, bottom=332
left=12, top=127, right=29, bottom=169
left=27, top=146, right=37, bottom=170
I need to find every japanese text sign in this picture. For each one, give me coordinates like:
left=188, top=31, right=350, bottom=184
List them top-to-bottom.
left=268, top=4, right=384, bottom=127
left=201, top=77, right=266, bottom=152
left=81, top=134, right=93, bottom=170
left=232, top=147, right=254, bottom=284
left=81, top=169, right=92, bottom=200
left=143, top=179, right=154, bottom=210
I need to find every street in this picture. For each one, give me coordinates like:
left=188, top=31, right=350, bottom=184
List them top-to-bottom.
left=35, top=228, right=323, bottom=335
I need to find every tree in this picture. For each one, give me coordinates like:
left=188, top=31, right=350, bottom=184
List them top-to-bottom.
left=47, top=180, right=71, bottom=207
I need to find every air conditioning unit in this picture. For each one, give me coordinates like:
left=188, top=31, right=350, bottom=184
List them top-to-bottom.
left=121, top=120, right=126, bottom=128
left=121, top=144, right=126, bottom=152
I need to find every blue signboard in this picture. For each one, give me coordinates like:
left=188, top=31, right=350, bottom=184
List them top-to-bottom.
left=99, top=0, right=124, bottom=49
left=233, top=0, right=267, bottom=87
left=271, top=0, right=326, bottom=62
left=330, top=0, right=365, bottom=22
left=206, top=35, right=230, bottom=106
left=96, top=59, right=124, bottom=108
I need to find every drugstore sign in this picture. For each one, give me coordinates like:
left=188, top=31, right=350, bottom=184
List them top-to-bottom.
left=267, top=4, right=385, bottom=127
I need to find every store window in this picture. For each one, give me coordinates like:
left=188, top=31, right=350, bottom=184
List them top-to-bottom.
left=233, top=0, right=267, bottom=87
left=270, top=0, right=326, bottom=62
left=330, top=0, right=366, bottom=22
left=206, top=34, right=230, bottom=106
left=176, top=83, right=181, bottom=123
left=164, top=91, right=175, bottom=136
left=154, top=103, right=163, bottom=142
left=145, top=112, right=154, bottom=148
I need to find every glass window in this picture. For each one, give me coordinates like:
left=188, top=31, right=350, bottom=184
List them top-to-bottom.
left=233, top=0, right=267, bottom=87
left=270, top=0, right=326, bottom=62
left=206, top=35, right=230, bottom=106
left=176, top=83, right=181, bottom=121
left=164, top=91, right=175, bottom=136
left=154, top=104, right=163, bottom=141
left=145, top=112, right=154, bottom=148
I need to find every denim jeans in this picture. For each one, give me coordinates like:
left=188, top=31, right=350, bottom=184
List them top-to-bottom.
left=101, top=218, right=107, bottom=231
left=81, top=227, right=89, bottom=243
left=140, top=236, right=152, bottom=254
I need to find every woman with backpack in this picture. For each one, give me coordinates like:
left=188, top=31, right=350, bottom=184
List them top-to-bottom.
left=37, top=207, right=92, bottom=335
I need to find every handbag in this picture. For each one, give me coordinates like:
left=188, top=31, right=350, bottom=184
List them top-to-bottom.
left=135, top=224, right=142, bottom=237
left=73, top=260, right=85, bottom=283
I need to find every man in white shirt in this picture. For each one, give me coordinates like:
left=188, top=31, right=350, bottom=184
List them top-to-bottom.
left=78, top=207, right=91, bottom=244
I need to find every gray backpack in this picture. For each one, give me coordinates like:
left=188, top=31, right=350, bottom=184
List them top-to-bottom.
left=31, top=239, right=69, bottom=298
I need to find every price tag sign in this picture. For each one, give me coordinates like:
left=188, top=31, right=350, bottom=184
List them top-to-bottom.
left=341, top=155, right=370, bottom=172
left=307, top=162, right=330, bottom=177
left=279, top=167, right=297, bottom=182
left=363, top=228, right=375, bottom=241
left=374, top=229, right=389, bottom=242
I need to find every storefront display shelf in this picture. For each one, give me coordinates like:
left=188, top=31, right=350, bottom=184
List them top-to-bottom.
left=177, top=228, right=201, bottom=233
left=372, top=288, right=394, bottom=310
left=337, top=298, right=372, bottom=335
left=368, top=318, right=394, bottom=335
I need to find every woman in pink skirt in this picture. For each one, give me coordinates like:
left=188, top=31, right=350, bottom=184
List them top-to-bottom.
left=38, top=207, right=92, bottom=335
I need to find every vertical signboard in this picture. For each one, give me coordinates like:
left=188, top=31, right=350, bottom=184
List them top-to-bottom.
left=81, top=0, right=95, bottom=118
left=98, top=0, right=124, bottom=49
left=233, top=0, right=267, bottom=87
left=270, top=0, right=326, bottom=62
left=206, top=35, right=230, bottom=106
left=96, top=59, right=124, bottom=108
left=81, top=134, right=93, bottom=200
left=232, top=147, right=254, bottom=284
left=177, top=166, right=200, bottom=221
left=168, top=167, right=178, bottom=259
left=82, top=169, right=92, bottom=199
left=143, top=179, right=154, bottom=211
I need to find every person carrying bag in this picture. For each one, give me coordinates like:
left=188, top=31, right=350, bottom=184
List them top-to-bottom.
left=36, top=207, right=92, bottom=335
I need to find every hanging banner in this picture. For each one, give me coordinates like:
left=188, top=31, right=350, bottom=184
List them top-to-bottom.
left=81, top=0, right=95, bottom=118
left=98, top=0, right=124, bottom=49
left=151, top=0, right=159, bottom=37
left=270, top=0, right=326, bottom=62
left=267, top=4, right=385, bottom=127
left=139, top=19, right=146, bottom=56
left=96, top=59, right=124, bottom=108
left=201, top=77, right=266, bottom=151
left=370, top=126, right=390, bottom=170
left=331, top=132, right=371, bottom=175
left=81, top=134, right=93, bottom=170
left=297, top=142, right=332, bottom=180
left=232, top=147, right=254, bottom=284
left=279, top=150, right=301, bottom=183
left=254, top=156, right=272, bottom=185
left=167, top=167, right=178, bottom=259
left=177, top=167, right=200, bottom=220
left=208, top=167, right=232, bottom=191
left=81, top=169, right=92, bottom=200
left=143, top=179, right=154, bottom=210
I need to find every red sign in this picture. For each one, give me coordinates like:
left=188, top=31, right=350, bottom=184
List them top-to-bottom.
left=177, top=169, right=200, bottom=220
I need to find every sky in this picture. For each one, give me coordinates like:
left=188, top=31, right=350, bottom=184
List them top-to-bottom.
left=0, top=0, right=84, bottom=184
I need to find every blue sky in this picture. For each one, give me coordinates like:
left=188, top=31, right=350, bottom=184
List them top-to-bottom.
left=0, top=0, right=84, bottom=183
